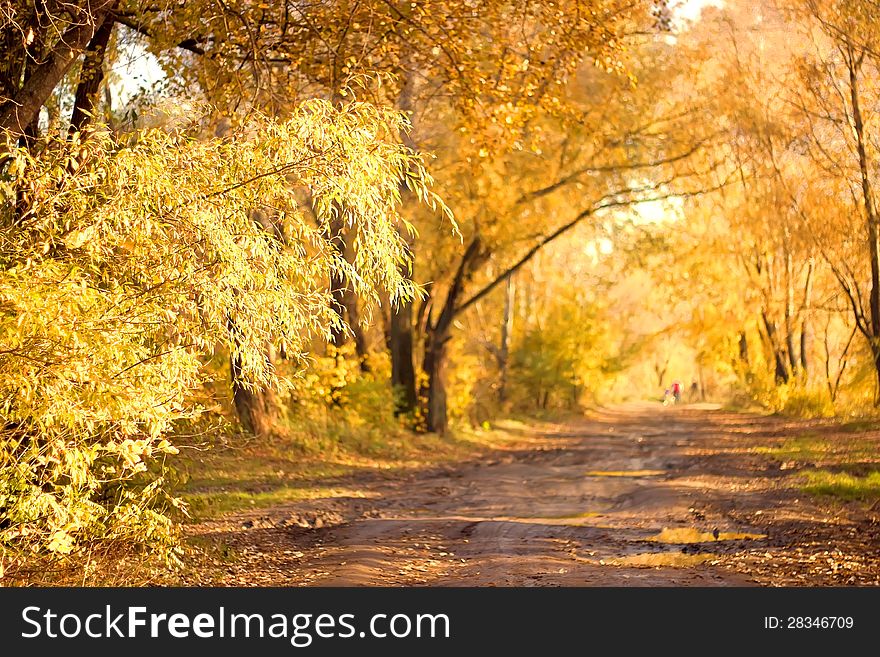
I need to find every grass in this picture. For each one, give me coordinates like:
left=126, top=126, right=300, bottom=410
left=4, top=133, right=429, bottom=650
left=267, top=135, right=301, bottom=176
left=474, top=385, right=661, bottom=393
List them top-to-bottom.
left=176, top=414, right=538, bottom=520
left=756, top=431, right=880, bottom=503
left=755, top=434, right=878, bottom=464
left=799, top=470, right=880, bottom=502
left=185, top=486, right=381, bottom=517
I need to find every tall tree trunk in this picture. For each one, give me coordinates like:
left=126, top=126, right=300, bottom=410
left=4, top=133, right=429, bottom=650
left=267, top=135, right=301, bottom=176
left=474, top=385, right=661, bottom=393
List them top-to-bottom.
left=70, top=7, right=115, bottom=133
left=8, top=12, right=44, bottom=224
left=847, top=45, right=880, bottom=401
left=388, top=66, right=419, bottom=413
left=323, top=83, right=370, bottom=370
left=11, top=118, right=40, bottom=225
left=327, top=216, right=370, bottom=370
left=327, top=217, right=350, bottom=345
left=783, top=236, right=799, bottom=375
left=420, top=238, right=487, bottom=433
left=800, top=259, right=814, bottom=378
left=497, top=273, right=515, bottom=403
left=343, top=286, right=370, bottom=372
left=390, top=288, right=418, bottom=415
left=761, top=310, right=789, bottom=384
left=799, top=323, right=809, bottom=376
left=422, top=327, right=449, bottom=433
left=738, top=330, right=752, bottom=384
left=738, top=331, right=750, bottom=365
left=785, top=331, right=798, bottom=377
left=872, top=347, right=880, bottom=404
left=774, top=350, right=790, bottom=384
left=230, top=353, right=277, bottom=439
left=654, top=359, right=669, bottom=388
left=698, top=360, right=706, bottom=401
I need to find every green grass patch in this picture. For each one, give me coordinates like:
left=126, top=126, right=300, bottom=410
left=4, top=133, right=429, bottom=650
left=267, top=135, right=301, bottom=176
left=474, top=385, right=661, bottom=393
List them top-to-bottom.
left=176, top=414, right=532, bottom=519
left=756, top=434, right=878, bottom=464
left=799, top=469, right=880, bottom=502
left=185, top=485, right=379, bottom=518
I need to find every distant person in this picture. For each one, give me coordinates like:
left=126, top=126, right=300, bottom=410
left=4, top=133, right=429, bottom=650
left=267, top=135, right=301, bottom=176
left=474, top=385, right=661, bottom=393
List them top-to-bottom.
left=690, top=380, right=699, bottom=402
left=671, top=381, right=682, bottom=404
left=662, top=388, right=672, bottom=406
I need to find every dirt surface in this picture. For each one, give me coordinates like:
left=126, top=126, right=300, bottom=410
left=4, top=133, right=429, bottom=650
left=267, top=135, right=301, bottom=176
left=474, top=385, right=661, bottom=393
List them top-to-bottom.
left=187, top=403, right=880, bottom=586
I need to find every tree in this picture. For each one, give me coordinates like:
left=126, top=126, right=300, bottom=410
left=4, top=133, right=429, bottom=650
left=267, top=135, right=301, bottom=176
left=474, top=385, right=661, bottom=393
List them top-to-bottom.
left=623, top=0, right=879, bottom=410
left=743, top=0, right=880, bottom=400
left=0, top=1, right=120, bottom=138
left=116, top=1, right=667, bottom=427
left=408, top=24, right=725, bottom=430
left=0, top=99, right=442, bottom=578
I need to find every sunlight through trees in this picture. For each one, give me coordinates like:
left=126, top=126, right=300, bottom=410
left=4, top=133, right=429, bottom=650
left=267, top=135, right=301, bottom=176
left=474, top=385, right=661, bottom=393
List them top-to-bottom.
left=3, top=0, right=880, bottom=584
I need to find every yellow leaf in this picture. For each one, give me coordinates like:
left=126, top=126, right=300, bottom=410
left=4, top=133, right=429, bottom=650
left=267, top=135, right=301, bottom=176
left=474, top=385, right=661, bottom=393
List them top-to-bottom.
left=47, top=530, right=74, bottom=554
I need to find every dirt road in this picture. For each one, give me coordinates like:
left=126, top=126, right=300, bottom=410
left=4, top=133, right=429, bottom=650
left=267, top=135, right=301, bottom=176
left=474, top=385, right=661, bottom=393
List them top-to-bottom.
left=190, top=403, right=880, bottom=586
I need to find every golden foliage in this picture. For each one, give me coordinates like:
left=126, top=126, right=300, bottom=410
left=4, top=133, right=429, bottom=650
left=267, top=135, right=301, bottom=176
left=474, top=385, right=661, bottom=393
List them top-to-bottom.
left=0, top=98, right=444, bottom=579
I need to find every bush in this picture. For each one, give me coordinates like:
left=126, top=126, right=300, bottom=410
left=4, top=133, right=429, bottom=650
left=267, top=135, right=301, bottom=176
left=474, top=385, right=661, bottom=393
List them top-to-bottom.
left=0, top=100, right=439, bottom=582
left=505, top=298, right=624, bottom=412
left=280, top=346, right=408, bottom=455
left=780, top=387, right=836, bottom=418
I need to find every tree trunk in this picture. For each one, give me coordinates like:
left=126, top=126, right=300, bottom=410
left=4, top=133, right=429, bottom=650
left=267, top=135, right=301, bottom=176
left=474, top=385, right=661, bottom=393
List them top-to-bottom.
left=0, top=1, right=117, bottom=136
left=70, top=8, right=115, bottom=133
left=848, top=45, right=880, bottom=402
left=388, top=66, right=419, bottom=412
left=11, top=118, right=40, bottom=225
left=328, top=217, right=349, bottom=347
left=783, top=236, right=800, bottom=375
left=420, top=237, right=487, bottom=433
left=800, top=259, right=814, bottom=378
left=497, top=273, right=515, bottom=402
left=343, top=287, right=370, bottom=372
left=390, top=292, right=418, bottom=415
left=761, top=310, right=790, bottom=384
left=227, top=317, right=277, bottom=438
left=799, top=322, right=809, bottom=376
left=825, top=325, right=856, bottom=403
left=422, top=327, right=449, bottom=433
left=738, top=331, right=749, bottom=365
left=785, top=331, right=799, bottom=377
left=872, top=346, right=880, bottom=405
left=774, top=350, right=789, bottom=384
left=230, top=353, right=277, bottom=439
left=654, top=360, right=669, bottom=388
left=698, top=361, right=706, bottom=401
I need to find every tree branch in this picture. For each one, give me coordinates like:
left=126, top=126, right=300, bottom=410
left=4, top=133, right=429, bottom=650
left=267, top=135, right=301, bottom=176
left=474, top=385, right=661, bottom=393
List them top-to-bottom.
left=0, top=0, right=118, bottom=136
left=113, top=13, right=206, bottom=55
left=456, top=181, right=728, bottom=315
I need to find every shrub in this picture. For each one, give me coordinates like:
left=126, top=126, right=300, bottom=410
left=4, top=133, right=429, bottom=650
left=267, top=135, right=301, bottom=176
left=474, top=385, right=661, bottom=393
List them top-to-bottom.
left=0, top=100, right=442, bottom=582
left=780, top=387, right=836, bottom=418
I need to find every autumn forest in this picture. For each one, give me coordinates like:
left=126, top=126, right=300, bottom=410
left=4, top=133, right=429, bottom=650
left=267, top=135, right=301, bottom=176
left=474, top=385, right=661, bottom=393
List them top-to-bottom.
left=3, top=0, right=880, bottom=587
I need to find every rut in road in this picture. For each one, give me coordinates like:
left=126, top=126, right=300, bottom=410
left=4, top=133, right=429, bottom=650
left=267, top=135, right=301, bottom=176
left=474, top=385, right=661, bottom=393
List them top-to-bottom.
left=196, top=403, right=818, bottom=586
